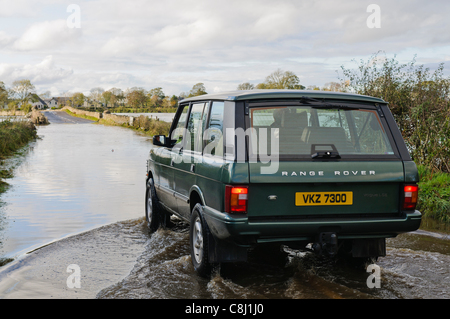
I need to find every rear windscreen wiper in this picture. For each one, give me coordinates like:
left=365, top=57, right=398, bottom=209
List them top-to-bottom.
left=299, top=96, right=321, bottom=103
left=299, top=97, right=359, bottom=109
left=310, top=104, right=358, bottom=110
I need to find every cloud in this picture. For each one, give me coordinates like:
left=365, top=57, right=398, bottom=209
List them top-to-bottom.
left=0, top=0, right=39, bottom=17
left=13, top=19, right=82, bottom=51
left=0, top=31, right=15, bottom=47
left=0, top=55, right=73, bottom=86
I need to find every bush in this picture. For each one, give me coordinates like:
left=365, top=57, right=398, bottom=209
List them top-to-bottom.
left=339, top=53, right=450, bottom=173
left=132, top=115, right=171, bottom=136
left=0, top=119, right=37, bottom=159
left=417, top=165, right=450, bottom=223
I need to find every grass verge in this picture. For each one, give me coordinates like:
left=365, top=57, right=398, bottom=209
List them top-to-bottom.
left=64, top=109, right=99, bottom=122
left=64, top=110, right=172, bottom=137
left=98, top=116, right=171, bottom=137
left=0, top=119, right=37, bottom=195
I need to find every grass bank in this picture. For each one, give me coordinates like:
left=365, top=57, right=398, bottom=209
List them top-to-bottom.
left=64, top=108, right=172, bottom=137
left=64, top=109, right=99, bottom=122
left=122, top=114, right=171, bottom=136
left=98, top=115, right=171, bottom=137
left=0, top=119, right=37, bottom=194
left=418, top=165, right=450, bottom=224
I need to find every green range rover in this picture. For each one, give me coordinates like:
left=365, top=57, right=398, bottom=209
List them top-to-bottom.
left=146, top=89, right=421, bottom=276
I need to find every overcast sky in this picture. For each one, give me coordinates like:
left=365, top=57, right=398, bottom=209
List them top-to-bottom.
left=1, top=0, right=449, bottom=97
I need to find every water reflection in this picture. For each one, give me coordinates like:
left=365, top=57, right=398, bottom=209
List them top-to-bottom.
left=0, top=123, right=153, bottom=259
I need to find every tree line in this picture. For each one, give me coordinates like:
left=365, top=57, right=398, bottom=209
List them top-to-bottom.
left=0, top=70, right=345, bottom=114
left=0, top=81, right=211, bottom=112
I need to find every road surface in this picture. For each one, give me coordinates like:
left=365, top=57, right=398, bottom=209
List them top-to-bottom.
left=43, top=110, right=95, bottom=124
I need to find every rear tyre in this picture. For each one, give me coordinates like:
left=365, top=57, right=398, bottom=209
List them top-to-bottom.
left=145, top=178, right=162, bottom=233
left=190, top=204, right=214, bottom=277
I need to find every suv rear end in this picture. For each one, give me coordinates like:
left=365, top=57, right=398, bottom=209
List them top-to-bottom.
left=149, top=90, right=421, bottom=276
left=202, top=91, right=421, bottom=263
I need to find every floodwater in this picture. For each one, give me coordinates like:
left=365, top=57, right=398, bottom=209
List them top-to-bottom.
left=0, top=111, right=449, bottom=299
left=0, top=112, right=150, bottom=259
left=95, top=218, right=450, bottom=299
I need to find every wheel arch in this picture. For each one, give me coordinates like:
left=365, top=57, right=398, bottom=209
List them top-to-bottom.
left=146, top=168, right=155, bottom=185
left=189, top=185, right=206, bottom=214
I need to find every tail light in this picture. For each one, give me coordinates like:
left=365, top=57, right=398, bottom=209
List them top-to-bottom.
left=225, top=185, right=248, bottom=213
left=402, top=185, right=418, bottom=210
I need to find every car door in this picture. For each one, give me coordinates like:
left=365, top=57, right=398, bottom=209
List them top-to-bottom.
left=195, top=101, right=226, bottom=212
left=173, top=102, right=209, bottom=218
left=155, top=104, right=189, bottom=213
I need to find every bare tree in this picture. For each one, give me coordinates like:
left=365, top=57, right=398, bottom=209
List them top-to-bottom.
left=256, top=69, right=305, bottom=89
left=10, top=79, right=35, bottom=105
left=237, top=82, right=254, bottom=90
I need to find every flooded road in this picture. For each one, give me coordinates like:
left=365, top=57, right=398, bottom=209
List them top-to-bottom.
left=0, top=111, right=449, bottom=299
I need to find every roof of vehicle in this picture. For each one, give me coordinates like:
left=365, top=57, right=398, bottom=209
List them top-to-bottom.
left=180, top=89, right=386, bottom=104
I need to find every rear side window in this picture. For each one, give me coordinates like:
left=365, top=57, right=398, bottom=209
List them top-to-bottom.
left=186, top=102, right=207, bottom=152
left=204, top=102, right=224, bottom=157
left=248, top=105, right=395, bottom=158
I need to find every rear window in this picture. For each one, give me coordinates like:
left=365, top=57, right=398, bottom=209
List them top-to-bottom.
left=248, top=105, right=395, bottom=158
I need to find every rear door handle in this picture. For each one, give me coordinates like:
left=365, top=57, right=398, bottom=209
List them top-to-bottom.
left=170, top=159, right=174, bottom=166
left=190, top=164, right=195, bottom=172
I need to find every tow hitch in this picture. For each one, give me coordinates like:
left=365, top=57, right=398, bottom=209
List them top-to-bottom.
left=312, top=232, right=338, bottom=256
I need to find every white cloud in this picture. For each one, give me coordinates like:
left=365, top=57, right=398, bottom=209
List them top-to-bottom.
left=13, top=19, right=82, bottom=51
left=0, top=31, right=15, bottom=47
left=0, top=55, right=73, bottom=87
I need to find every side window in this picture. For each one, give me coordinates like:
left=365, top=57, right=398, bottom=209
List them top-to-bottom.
left=204, top=102, right=224, bottom=157
left=186, top=103, right=206, bottom=152
left=171, top=104, right=189, bottom=146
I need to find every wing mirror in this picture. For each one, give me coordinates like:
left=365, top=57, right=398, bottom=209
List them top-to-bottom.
left=152, top=135, right=167, bottom=146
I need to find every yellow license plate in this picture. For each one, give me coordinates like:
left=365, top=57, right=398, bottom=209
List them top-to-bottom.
left=295, top=191, right=353, bottom=206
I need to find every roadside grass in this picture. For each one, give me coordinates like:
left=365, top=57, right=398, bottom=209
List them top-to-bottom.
left=63, top=109, right=171, bottom=136
left=64, top=109, right=99, bottom=122
left=64, top=109, right=172, bottom=137
left=127, top=115, right=171, bottom=136
left=98, top=116, right=171, bottom=137
left=0, top=119, right=37, bottom=195
left=0, top=120, right=37, bottom=159
left=417, top=165, right=450, bottom=224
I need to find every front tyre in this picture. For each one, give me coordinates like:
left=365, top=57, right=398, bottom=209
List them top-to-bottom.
left=146, top=178, right=161, bottom=233
left=190, top=204, right=214, bottom=277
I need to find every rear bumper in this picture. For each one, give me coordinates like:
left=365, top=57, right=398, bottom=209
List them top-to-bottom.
left=203, top=206, right=422, bottom=245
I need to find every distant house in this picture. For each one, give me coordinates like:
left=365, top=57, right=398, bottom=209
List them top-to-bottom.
left=18, top=94, right=47, bottom=110
left=31, top=97, right=47, bottom=110
left=44, top=97, right=58, bottom=108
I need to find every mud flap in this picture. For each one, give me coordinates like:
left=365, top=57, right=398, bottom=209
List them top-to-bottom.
left=208, top=234, right=248, bottom=263
left=352, top=238, right=386, bottom=258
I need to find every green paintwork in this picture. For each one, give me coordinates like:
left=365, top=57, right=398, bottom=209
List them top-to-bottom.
left=147, top=90, right=421, bottom=247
